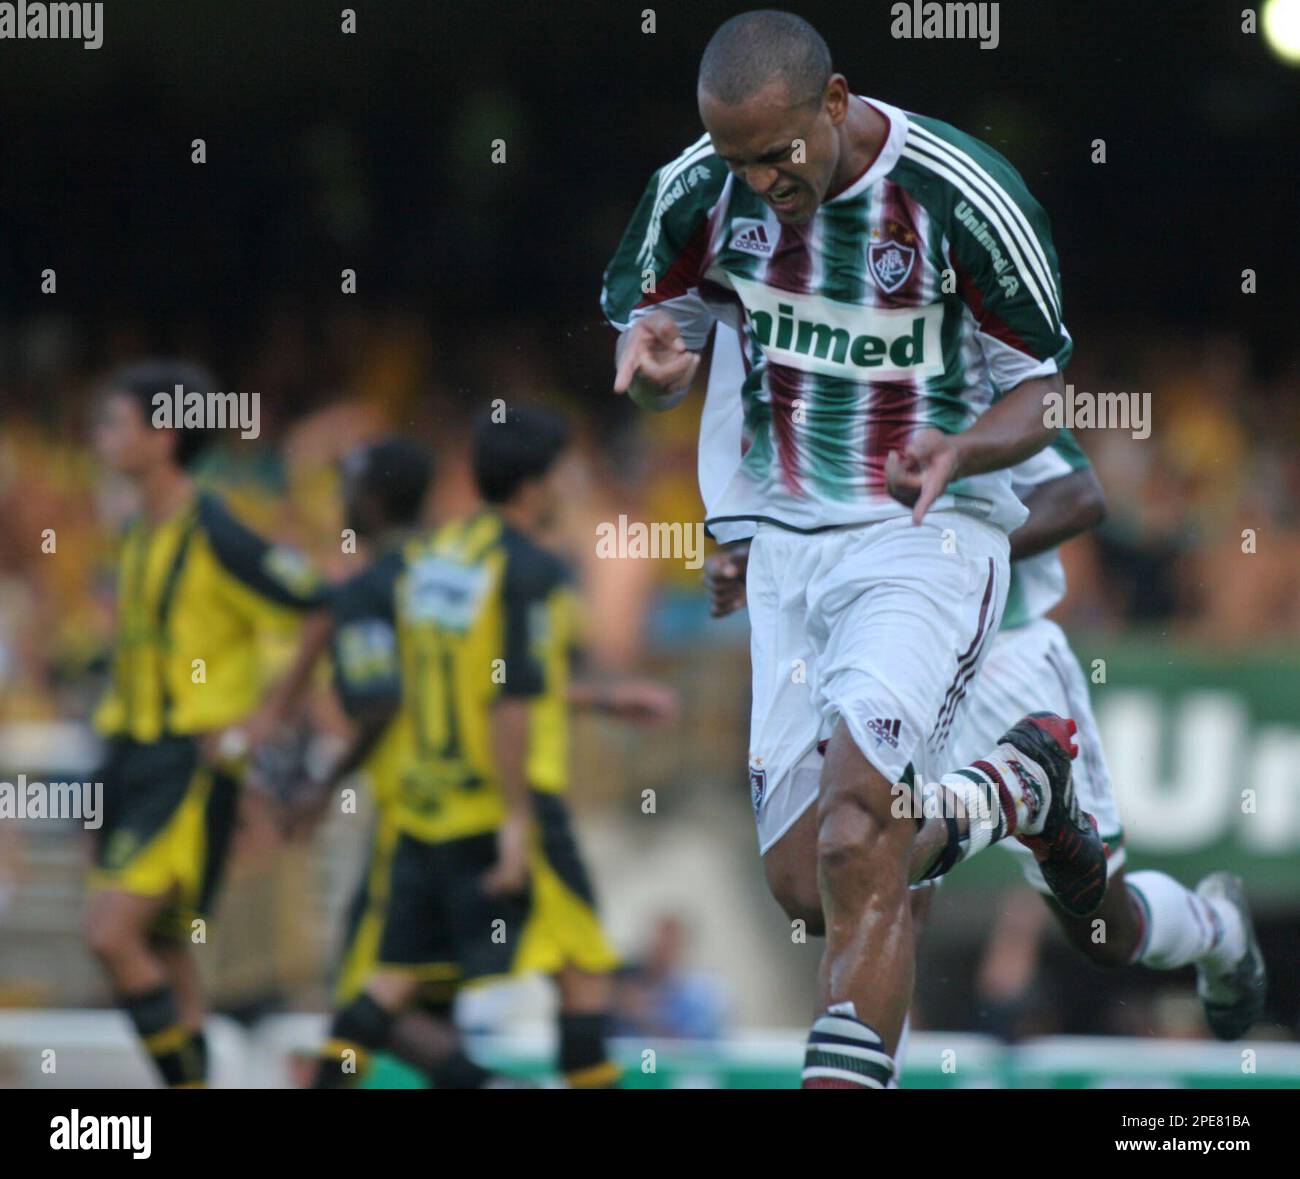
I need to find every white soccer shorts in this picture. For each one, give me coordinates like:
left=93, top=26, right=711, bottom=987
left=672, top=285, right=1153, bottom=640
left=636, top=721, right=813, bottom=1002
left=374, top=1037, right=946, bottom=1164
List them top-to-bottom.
left=746, top=511, right=1009, bottom=855
left=945, top=616, right=1124, bottom=891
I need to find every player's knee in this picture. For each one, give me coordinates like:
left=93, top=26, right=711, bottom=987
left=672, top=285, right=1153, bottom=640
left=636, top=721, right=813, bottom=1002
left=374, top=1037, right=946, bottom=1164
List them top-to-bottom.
left=816, top=790, right=888, bottom=881
left=82, top=909, right=135, bottom=965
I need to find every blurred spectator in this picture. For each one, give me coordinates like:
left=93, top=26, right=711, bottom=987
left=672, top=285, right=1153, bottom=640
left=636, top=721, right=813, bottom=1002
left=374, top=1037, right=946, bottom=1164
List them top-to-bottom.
left=613, top=914, right=728, bottom=1041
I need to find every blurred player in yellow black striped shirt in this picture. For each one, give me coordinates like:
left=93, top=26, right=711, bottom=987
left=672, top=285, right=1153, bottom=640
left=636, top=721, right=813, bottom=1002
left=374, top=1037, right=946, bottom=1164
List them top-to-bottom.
left=86, top=361, right=326, bottom=1087
left=307, top=405, right=676, bottom=1088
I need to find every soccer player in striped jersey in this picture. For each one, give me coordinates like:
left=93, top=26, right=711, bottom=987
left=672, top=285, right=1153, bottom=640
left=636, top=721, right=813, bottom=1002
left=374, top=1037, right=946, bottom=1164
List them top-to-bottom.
left=603, top=10, right=1108, bottom=1087
left=704, top=327, right=1267, bottom=1044
left=88, top=361, right=327, bottom=1088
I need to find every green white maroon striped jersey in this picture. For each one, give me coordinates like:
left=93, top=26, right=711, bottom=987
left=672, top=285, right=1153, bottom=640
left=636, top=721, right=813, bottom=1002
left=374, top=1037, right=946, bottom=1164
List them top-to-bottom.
left=601, top=97, right=1073, bottom=535
left=704, top=323, right=1092, bottom=629
left=1000, top=428, right=1092, bottom=630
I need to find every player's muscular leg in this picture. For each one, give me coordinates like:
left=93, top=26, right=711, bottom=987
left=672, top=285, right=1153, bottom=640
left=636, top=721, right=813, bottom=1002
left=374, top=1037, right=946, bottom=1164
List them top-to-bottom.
left=816, top=719, right=916, bottom=1053
left=764, top=775, right=956, bottom=932
left=762, top=804, right=824, bottom=935
left=1046, top=868, right=1142, bottom=968
left=83, top=890, right=171, bottom=993
left=154, top=939, right=205, bottom=1030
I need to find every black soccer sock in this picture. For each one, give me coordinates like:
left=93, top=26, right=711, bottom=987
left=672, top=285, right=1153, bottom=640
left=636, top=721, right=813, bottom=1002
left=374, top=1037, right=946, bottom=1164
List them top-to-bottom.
left=120, top=984, right=202, bottom=1088
left=313, top=993, right=396, bottom=1089
left=409, top=997, right=493, bottom=1089
left=558, top=1011, right=620, bottom=1088
left=180, top=1028, right=209, bottom=1088
left=427, top=1051, right=494, bottom=1089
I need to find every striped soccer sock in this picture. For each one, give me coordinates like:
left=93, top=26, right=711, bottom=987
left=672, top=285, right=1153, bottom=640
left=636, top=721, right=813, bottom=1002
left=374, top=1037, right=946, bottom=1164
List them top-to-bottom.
left=919, top=746, right=1048, bottom=880
left=1126, top=870, right=1246, bottom=973
left=120, top=984, right=205, bottom=1088
left=802, top=1006, right=895, bottom=1089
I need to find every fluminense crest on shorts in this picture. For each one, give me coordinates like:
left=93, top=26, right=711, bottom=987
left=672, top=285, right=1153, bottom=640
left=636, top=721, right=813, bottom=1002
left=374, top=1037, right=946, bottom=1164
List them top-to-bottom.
left=868, top=239, right=916, bottom=294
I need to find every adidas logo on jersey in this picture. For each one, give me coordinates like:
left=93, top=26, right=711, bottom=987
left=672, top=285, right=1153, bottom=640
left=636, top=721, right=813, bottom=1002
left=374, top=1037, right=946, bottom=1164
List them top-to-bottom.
left=730, top=220, right=773, bottom=257
left=866, top=717, right=902, bottom=749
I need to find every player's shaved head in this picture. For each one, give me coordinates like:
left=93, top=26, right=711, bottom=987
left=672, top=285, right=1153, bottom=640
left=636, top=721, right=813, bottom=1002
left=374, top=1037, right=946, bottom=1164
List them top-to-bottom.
left=698, top=10, right=832, bottom=108
left=697, top=11, right=853, bottom=225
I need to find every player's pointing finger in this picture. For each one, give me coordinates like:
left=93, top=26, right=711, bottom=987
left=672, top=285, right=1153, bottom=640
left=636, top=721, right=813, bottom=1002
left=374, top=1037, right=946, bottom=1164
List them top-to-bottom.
left=613, top=332, right=644, bottom=393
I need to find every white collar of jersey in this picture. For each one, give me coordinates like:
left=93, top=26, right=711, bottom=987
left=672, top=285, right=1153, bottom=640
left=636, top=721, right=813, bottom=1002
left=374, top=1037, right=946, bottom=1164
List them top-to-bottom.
left=824, top=96, right=910, bottom=205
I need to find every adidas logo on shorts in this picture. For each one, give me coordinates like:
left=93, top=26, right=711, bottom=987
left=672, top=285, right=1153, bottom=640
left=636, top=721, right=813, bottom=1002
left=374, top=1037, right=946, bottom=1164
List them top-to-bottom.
left=866, top=717, right=902, bottom=750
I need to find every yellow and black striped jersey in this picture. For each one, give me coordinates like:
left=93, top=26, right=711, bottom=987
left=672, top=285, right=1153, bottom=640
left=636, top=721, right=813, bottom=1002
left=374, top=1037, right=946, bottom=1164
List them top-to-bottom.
left=95, top=490, right=325, bottom=742
left=344, top=511, right=577, bottom=844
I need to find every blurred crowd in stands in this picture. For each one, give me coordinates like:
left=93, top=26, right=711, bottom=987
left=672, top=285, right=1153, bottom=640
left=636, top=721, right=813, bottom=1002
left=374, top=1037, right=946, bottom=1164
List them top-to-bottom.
left=2, top=311, right=1298, bottom=732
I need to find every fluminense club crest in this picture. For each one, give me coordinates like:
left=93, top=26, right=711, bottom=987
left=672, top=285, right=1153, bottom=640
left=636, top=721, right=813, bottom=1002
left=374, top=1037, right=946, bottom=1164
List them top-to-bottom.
left=868, top=239, right=916, bottom=294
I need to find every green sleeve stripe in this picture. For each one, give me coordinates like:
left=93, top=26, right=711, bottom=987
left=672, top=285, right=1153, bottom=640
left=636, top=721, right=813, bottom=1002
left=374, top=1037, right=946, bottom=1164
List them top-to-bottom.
left=906, top=118, right=1063, bottom=330
left=636, top=134, right=713, bottom=269
left=601, top=140, right=725, bottom=329
left=901, top=148, right=1058, bottom=343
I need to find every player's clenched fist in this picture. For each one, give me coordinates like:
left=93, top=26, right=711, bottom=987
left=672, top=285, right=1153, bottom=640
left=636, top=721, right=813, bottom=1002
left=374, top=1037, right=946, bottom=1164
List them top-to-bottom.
left=613, top=311, right=700, bottom=409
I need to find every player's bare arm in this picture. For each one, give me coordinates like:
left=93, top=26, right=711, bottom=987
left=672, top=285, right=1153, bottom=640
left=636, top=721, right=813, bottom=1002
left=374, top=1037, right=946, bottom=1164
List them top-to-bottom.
left=612, top=310, right=700, bottom=412
left=885, top=370, right=1065, bottom=524
left=1008, top=466, right=1106, bottom=561
left=568, top=677, right=679, bottom=725
left=483, top=696, right=533, bottom=896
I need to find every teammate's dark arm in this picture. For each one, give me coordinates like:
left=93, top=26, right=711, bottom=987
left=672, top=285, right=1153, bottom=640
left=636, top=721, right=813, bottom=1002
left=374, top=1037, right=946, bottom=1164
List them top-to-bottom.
left=886, top=370, right=1063, bottom=524
left=1008, top=466, right=1106, bottom=562
left=702, top=538, right=752, bottom=618
left=333, top=700, right=398, bottom=788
